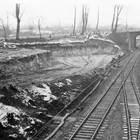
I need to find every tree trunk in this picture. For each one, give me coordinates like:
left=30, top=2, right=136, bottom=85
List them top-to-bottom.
left=15, top=3, right=22, bottom=40
left=81, top=5, right=85, bottom=35
left=81, top=5, right=88, bottom=35
left=111, top=5, right=123, bottom=33
left=114, top=5, right=123, bottom=32
left=111, top=6, right=116, bottom=32
left=73, top=7, right=76, bottom=36
left=96, top=7, right=99, bottom=30
left=84, top=9, right=88, bottom=33
left=114, top=14, right=119, bottom=33
left=38, top=18, right=42, bottom=38
left=0, top=19, right=7, bottom=40
left=16, top=19, right=20, bottom=40
left=38, top=26, right=42, bottom=38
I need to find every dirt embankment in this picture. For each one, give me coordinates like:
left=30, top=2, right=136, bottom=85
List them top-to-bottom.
left=0, top=38, right=123, bottom=140
left=0, top=39, right=120, bottom=87
left=0, top=50, right=53, bottom=81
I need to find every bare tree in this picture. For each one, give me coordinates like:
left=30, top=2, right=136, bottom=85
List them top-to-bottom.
left=15, top=3, right=24, bottom=40
left=81, top=5, right=89, bottom=35
left=81, top=5, right=85, bottom=35
left=111, top=5, right=123, bottom=33
left=114, top=5, right=123, bottom=32
left=96, top=6, right=99, bottom=31
left=111, top=6, right=116, bottom=32
left=72, top=7, right=76, bottom=36
left=125, top=8, right=128, bottom=31
left=6, top=12, right=11, bottom=37
left=0, top=13, right=11, bottom=40
left=37, top=17, right=43, bottom=38
left=0, top=18, right=7, bottom=40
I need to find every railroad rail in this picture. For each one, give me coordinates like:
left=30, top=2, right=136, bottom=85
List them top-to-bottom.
left=66, top=50, right=140, bottom=140
left=30, top=52, right=131, bottom=140
left=122, top=57, right=140, bottom=140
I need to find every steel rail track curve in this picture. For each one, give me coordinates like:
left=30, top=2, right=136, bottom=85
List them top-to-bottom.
left=66, top=50, right=140, bottom=140
left=121, top=56, right=140, bottom=140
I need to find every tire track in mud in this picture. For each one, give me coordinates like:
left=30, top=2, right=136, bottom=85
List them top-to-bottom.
left=75, top=55, right=114, bottom=75
left=81, top=56, right=89, bottom=67
left=57, top=57, right=80, bottom=68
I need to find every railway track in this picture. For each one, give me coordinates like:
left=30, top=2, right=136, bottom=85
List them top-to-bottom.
left=66, top=50, right=140, bottom=140
left=30, top=52, right=131, bottom=140
left=122, top=58, right=140, bottom=140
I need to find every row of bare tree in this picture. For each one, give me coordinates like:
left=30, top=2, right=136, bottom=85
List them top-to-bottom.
left=0, top=3, right=43, bottom=40
left=0, top=4, right=123, bottom=40
left=0, top=4, right=23, bottom=40
left=73, top=4, right=123, bottom=36
left=111, top=5, right=123, bottom=33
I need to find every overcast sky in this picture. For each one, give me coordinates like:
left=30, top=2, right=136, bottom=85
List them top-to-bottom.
left=0, top=0, right=140, bottom=29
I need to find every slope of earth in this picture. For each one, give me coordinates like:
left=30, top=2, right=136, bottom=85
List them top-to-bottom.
left=0, top=38, right=124, bottom=140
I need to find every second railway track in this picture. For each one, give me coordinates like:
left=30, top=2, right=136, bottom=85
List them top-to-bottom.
left=66, top=50, right=140, bottom=140
left=122, top=58, right=140, bottom=140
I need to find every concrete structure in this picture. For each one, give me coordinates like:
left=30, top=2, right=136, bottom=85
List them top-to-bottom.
left=128, top=31, right=140, bottom=50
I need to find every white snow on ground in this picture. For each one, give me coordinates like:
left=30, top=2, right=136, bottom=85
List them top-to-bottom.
left=89, top=36, right=114, bottom=43
left=48, top=38, right=85, bottom=44
left=114, top=45, right=121, bottom=50
left=54, top=79, right=72, bottom=87
left=66, top=79, right=72, bottom=85
left=54, top=82, right=65, bottom=87
left=28, top=84, right=57, bottom=101
left=0, top=103, right=20, bottom=127
left=0, top=103, right=20, bottom=118
left=19, top=126, right=24, bottom=134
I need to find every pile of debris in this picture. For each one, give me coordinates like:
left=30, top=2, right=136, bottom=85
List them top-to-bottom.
left=0, top=75, right=93, bottom=139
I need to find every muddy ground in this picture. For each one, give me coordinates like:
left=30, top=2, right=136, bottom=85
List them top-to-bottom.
left=0, top=37, right=123, bottom=140
left=51, top=51, right=140, bottom=140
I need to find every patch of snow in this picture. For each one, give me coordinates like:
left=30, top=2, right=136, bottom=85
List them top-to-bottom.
left=89, top=35, right=99, bottom=39
left=88, top=37, right=116, bottom=45
left=48, top=38, right=85, bottom=44
left=4, top=42, right=17, bottom=48
left=114, top=45, right=121, bottom=50
left=116, top=51, right=124, bottom=57
left=66, top=79, right=72, bottom=85
left=54, top=82, right=65, bottom=87
left=42, top=83, right=52, bottom=93
left=29, top=84, right=57, bottom=101
left=63, top=92, right=67, bottom=95
left=22, top=95, right=33, bottom=106
left=0, top=103, right=20, bottom=119
left=0, top=103, right=20, bottom=128
left=13, top=114, right=20, bottom=121
left=28, top=117, right=35, bottom=124
left=34, top=117, right=44, bottom=123
left=1, top=119, right=8, bottom=127
left=19, top=126, right=24, bottom=134
left=24, top=126, right=31, bottom=130
left=9, top=134, right=18, bottom=138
